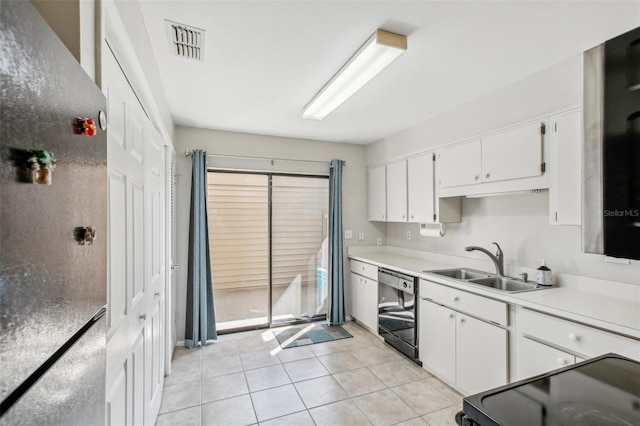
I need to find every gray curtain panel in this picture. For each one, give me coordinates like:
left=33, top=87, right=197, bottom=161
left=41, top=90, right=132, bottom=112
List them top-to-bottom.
left=185, top=150, right=217, bottom=347
left=328, top=159, right=345, bottom=325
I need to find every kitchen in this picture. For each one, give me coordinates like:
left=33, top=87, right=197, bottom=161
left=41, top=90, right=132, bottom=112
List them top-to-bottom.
left=1, top=1, right=639, bottom=426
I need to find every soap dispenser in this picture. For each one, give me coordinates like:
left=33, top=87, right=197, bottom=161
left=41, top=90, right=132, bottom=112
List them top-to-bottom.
left=536, top=260, right=553, bottom=286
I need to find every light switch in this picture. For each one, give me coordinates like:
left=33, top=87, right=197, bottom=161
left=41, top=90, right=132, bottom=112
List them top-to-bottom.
left=345, top=230, right=353, bottom=239
left=358, top=231, right=365, bottom=241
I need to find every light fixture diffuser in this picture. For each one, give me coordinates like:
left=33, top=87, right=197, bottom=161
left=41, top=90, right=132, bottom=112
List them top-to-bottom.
left=302, top=29, right=407, bottom=120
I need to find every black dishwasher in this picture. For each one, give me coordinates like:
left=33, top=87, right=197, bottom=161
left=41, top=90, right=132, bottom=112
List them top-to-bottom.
left=377, top=268, right=420, bottom=365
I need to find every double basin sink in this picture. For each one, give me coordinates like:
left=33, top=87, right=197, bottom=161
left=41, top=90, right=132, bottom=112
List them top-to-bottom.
left=424, top=268, right=551, bottom=293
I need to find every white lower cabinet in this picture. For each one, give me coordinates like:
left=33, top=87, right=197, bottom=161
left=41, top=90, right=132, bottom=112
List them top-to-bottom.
left=349, top=261, right=378, bottom=333
left=419, top=283, right=508, bottom=395
left=419, top=299, right=456, bottom=381
left=514, top=306, right=640, bottom=381
left=455, top=313, right=507, bottom=394
left=515, top=336, right=576, bottom=381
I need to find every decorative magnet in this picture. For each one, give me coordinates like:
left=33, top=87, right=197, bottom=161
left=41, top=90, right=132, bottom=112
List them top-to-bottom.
left=98, top=110, right=107, bottom=131
left=76, top=117, right=97, bottom=136
left=25, top=150, right=56, bottom=185
left=75, top=226, right=97, bottom=245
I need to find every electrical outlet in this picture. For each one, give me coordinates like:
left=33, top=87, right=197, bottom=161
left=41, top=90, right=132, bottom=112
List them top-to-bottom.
left=344, top=230, right=352, bottom=239
left=406, top=230, right=412, bottom=240
left=358, top=231, right=365, bottom=241
left=376, top=237, right=382, bottom=246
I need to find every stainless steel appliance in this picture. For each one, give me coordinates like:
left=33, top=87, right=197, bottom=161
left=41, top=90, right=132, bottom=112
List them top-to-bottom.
left=0, top=2, right=108, bottom=424
left=583, top=25, right=640, bottom=260
left=378, top=268, right=420, bottom=364
left=455, top=353, right=640, bottom=426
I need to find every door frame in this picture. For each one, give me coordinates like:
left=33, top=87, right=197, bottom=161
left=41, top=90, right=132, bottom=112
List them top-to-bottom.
left=102, top=0, right=175, bottom=377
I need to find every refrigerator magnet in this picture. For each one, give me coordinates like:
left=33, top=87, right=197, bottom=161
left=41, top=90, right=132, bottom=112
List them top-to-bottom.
left=76, top=117, right=97, bottom=136
left=25, top=150, right=56, bottom=185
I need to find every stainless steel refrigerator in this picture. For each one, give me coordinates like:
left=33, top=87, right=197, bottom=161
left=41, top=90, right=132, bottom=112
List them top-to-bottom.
left=1, top=2, right=107, bottom=424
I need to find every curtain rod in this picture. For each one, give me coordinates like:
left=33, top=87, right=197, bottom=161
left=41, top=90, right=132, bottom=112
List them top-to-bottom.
left=184, top=150, right=344, bottom=166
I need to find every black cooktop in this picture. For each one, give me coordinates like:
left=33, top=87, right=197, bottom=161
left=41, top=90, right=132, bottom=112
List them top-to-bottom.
left=457, top=353, right=640, bottom=426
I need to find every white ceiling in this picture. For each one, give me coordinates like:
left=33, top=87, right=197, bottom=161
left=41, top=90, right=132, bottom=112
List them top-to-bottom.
left=138, top=1, right=639, bottom=144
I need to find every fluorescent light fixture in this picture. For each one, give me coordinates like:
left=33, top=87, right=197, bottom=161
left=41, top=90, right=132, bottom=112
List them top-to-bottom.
left=302, top=29, right=407, bottom=120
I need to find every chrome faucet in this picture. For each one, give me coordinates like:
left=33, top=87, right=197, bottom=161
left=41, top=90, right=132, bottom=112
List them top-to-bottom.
left=465, top=242, right=504, bottom=276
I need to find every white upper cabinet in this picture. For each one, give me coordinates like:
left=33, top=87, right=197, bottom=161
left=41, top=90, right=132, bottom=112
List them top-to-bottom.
left=549, top=108, right=581, bottom=225
left=438, top=118, right=549, bottom=197
left=481, top=120, right=545, bottom=183
left=438, top=139, right=482, bottom=188
left=407, top=154, right=435, bottom=223
left=386, top=160, right=408, bottom=222
left=367, top=165, right=386, bottom=221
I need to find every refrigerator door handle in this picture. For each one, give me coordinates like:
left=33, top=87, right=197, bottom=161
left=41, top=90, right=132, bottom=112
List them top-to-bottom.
left=0, top=306, right=107, bottom=417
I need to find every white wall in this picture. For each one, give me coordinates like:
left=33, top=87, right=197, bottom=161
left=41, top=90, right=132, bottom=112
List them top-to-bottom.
left=366, top=54, right=640, bottom=287
left=173, top=126, right=384, bottom=342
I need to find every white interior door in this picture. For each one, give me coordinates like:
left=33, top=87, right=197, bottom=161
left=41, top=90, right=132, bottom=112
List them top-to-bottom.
left=104, top=46, right=165, bottom=426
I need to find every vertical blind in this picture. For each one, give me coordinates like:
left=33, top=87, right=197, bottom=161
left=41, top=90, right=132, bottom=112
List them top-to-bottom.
left=207, top=172, right=269, bottom=290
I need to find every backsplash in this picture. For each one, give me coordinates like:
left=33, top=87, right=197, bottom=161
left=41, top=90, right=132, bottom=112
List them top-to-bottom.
left=384, top=191, right=639, bottom=286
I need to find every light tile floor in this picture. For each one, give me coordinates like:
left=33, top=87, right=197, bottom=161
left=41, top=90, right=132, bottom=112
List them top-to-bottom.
left=156, top=321, right=463, bottom=426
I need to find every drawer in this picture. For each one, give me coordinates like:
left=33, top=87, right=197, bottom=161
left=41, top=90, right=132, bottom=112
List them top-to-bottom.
left=350, top=259, right=378, bottom=281
left=420, top=279, right=507, bottom=326
left=519, top=308, right=640, bottom=360
left=515, top=336, right=576, bottom=381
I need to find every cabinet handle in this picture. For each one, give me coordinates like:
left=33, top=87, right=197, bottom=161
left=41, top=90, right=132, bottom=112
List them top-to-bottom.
left=485, top=172, right=491, bottom=179
left=474, top=175, right=479, bottom=181
left=382, top=214, right=385, bottom=219
left=402, top=214, right=405, bottom=219
left=411, top=214, right=415, bottom=219
left=154, top=292, right=160, bottom=296
left=453, top=296, right=460, bottom=302
left=448, top=313, right=455, bottom=319
left=139, top=314, right=146, bottom=320
left=459, top=318, right=465, bottom=324
left=568, top=333, right=578, bottom=342
left=557, top=358, right=568, bottom=366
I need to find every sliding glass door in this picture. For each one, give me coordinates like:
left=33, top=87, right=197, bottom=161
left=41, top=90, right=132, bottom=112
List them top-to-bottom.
left=207, top=172, right=329, bottom=332
left=207, top=173, right=270, bottom=331
left=271, top=175, right=329, bottom=325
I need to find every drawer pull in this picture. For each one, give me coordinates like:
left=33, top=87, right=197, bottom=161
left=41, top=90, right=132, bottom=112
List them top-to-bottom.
left=568, top=333, right=578, bottom=342
left=557, top=358, right=569, bottom=366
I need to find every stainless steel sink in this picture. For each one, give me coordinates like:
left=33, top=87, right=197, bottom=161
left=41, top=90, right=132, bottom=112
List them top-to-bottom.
left=424, top=268, right=550, bottom=293
left=425, top=268, right=493, bottom=280
left=467, top=276, right=540, bottom=293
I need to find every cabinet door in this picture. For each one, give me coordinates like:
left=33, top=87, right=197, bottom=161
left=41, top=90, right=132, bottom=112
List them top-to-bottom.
left=549, top=109, right=581, bottom=225
left=481, top=121, right=545, bottom=183
left=438, top=140, right=481, bottom=188
left=408, top=154, right=435, bottom=223
left=386, top=161, right=408, bottom=222
left=368, top=166, right=386, bottom=221
left=349, top=272, right=363, bottom=321
left=361, top=278, right=379, bottom=333
left=419, top=299, right=456, bottom=382
left=456, top=313, right=507, bottom=394
left=514, top=336, right=575, bottom=381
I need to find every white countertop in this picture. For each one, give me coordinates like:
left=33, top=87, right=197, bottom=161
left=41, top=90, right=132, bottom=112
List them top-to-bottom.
left=349, top=250, right=640, bottom=339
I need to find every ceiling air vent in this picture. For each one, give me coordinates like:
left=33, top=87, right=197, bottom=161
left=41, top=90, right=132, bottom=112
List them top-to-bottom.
left=165, top=20, right=205, bottom=62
